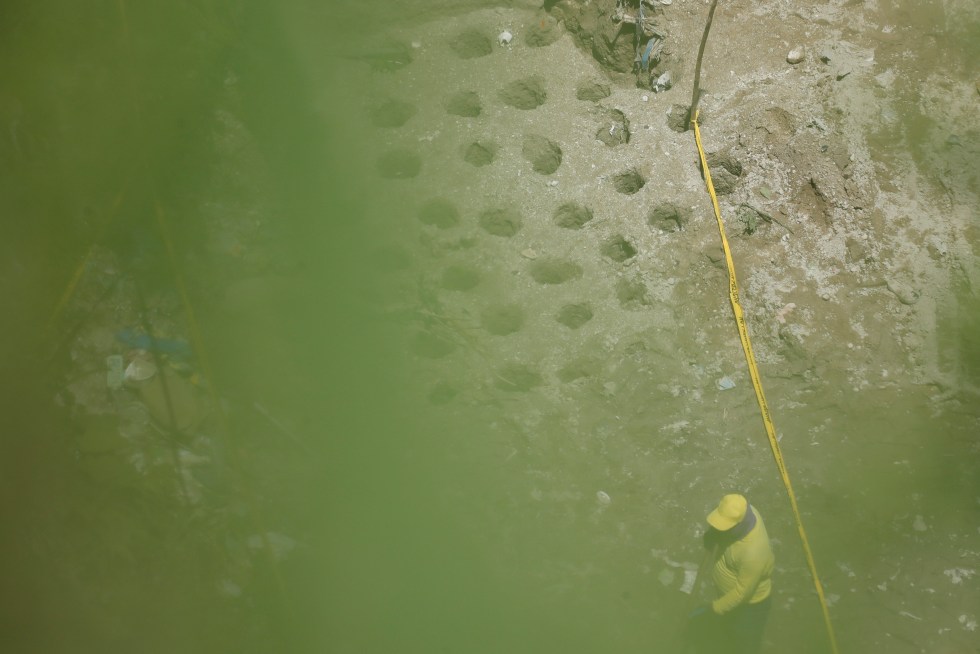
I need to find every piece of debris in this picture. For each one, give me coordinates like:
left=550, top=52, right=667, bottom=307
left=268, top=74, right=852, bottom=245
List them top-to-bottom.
left=498, top=30, right=513, bottom=46
left=787, top=46, right=805, bottom=64
left=654, top=71, right=672, bottom=93
left=596, top=109, right=631, bottom=146
left=737, top=203, right=793, bottom=234
left=115, top=328, right=193, bottom=360
left=124, top=352, right=158, bottom=382
left=716, top=376, right=736, bottom=391
left=596, top=490, right=612, bottom=505
left=912, top=514, right=928, bottom=531
left=679, top=568, right=697, bottom=594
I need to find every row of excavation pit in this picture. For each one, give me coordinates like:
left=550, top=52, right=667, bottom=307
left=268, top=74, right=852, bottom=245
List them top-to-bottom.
left=371, top=76, right=634, bottom=179
left=371, top=77, right=549, bottom=127
left=372, top=78, right=616, bottom=128
left=377, top=141, right=645, bottom=185
left=418, top=197, right=691, bottom=235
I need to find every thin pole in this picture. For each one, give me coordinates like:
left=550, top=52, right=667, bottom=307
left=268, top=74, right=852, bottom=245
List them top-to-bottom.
left=690, top=0, right=719, bottom=125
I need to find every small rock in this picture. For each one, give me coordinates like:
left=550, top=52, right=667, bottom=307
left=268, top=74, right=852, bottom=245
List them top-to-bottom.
left=497, top=30, right=513, bottom=46
left=787, top=47, right=805, bottom=64
left=819, top=50, right=832, bottom=63
left=641, top=94, right=649, bottom=102
left=758, top=186, right=772, bottom=199
left=520, top=248, right=538, bottom=259
left=716, top=376, right=736, bottom=391
left=596, top=490, right=612, bottom=505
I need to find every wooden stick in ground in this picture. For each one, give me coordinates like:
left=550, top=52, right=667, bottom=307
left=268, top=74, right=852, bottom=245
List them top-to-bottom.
left=690, top=0, right=720, bottom=127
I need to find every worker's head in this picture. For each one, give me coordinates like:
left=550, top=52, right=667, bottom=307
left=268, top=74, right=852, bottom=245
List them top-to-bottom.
left=707, top=493, right=748, bottom=531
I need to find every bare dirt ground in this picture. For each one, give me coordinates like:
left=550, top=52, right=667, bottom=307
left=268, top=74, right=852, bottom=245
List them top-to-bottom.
left=299, top=0, right=980, bottom=651
left=33, top=1, right=977, bottom=651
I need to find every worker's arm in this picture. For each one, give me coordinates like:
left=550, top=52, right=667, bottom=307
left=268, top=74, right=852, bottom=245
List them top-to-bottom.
left=710, top=550, right=767, bottom=615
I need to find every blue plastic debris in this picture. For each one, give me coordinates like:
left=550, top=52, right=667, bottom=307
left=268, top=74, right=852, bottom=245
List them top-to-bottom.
left=115, top=329, right=193, bottom=360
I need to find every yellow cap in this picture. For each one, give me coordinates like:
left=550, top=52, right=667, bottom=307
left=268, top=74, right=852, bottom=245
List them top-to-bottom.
left=707, top=494, right=748, bottom=531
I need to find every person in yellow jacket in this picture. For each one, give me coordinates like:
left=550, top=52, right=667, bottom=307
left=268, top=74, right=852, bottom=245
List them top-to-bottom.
left=689, top=493, right=775, bottom=654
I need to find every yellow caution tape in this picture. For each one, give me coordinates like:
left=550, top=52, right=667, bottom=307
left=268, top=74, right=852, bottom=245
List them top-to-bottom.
left=692, top=110, right=841, bottom=654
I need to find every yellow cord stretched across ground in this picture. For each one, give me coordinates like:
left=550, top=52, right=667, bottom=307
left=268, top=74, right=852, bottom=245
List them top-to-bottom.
left=692, top=110, right=841, bottom=654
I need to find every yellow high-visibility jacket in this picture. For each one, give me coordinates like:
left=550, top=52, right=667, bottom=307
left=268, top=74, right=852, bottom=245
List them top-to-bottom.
left=710, top=506, right=775, bottom=615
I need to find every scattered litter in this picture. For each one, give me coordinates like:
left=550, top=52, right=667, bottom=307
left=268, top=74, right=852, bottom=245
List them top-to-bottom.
left=497, top=30, right=513, bottom=46
left=411, top=40, right=422, bottom=49
left=654, top=71, right=672, bottom=93
left=547, top=179, right=559, bottom=187
left=115, top=329, right=192, bottom=360
left=124, top=352, right=158, bottom=382
left=106, top=354, right=125, bottom=389
left=716, top=376, right=736, bottom=391
left=596, top=490, right=612, bottom=505
left=913, top=514, right=928, bottom=531
left=679, top=568, right=697, bottom=594
left=944, top=568, right=975, bottom=585
left=825, top=593, right=840, bottom=607
left=899, top=610, right=922, bottom=621
left=959, top=615, right=977, bottom=631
